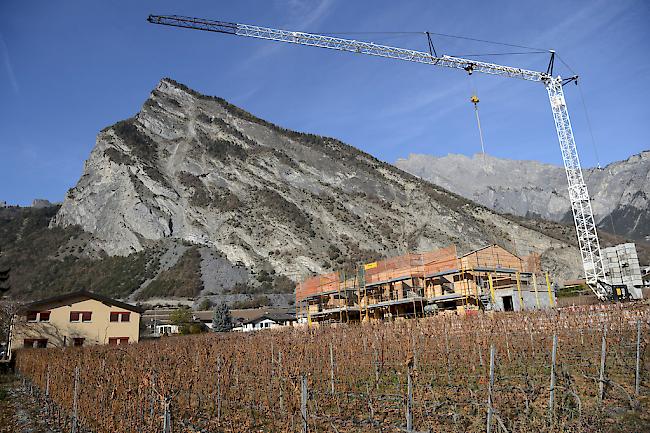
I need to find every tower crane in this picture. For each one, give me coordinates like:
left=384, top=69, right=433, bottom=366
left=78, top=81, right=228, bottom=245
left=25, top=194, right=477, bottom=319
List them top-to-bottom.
left=147, top=15, right=616, bottom=301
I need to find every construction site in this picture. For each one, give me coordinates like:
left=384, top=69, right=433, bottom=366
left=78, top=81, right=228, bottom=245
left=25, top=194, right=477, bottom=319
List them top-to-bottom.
left=296, top=244, right=556, bottom=324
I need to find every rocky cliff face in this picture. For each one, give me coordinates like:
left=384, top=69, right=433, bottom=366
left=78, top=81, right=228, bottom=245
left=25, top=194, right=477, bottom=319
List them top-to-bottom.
left=47, top=78, right=595, bottom=302
left=396, top=151, right=650, bottom=242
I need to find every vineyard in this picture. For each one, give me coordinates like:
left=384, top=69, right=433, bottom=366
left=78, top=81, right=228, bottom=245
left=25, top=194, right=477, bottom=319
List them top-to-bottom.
left=15, top=303, right=650, bottom=433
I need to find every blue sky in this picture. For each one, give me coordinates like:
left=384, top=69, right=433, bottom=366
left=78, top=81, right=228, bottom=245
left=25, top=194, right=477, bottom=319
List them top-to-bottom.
left=1, top=0, right=648, bottom=206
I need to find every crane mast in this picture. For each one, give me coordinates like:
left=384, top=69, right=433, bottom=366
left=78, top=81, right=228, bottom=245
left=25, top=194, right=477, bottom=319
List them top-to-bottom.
left=147, top=15, right=611, bottom=299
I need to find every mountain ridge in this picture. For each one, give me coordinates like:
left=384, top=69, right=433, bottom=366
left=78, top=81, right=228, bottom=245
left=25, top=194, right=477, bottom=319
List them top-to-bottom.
left=1, top=78, right=624, bottom=303
left=395, top=150, right=650, bottom=241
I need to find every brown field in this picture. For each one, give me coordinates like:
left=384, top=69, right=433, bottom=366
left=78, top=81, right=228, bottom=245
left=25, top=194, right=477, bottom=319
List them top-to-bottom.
left=15, top=303, right=650, bottom=433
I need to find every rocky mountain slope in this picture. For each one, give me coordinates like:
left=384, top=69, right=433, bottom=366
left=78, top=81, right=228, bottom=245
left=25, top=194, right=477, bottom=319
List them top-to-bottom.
left=2, top=78, right=626, bottom=304
left=396, top=152, right=650, bottom=242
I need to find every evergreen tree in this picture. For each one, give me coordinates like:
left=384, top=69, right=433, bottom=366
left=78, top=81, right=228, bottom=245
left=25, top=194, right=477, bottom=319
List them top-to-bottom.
left=212, top=303, right=232, bottom=332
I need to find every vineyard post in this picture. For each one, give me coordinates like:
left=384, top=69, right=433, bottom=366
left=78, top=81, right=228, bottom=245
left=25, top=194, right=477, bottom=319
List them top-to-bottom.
left=635, top=319, right=641, bottom=397
left=598, top=325, right=607, bottom=405
left=445, top=326, right=452, bottom=384
left=411, top=333, right=418, bottom=370
left=548, top=333, right=558, bottom=423
left=329, top=341, right=335, bottom=395
left=486, top=344, right=496, bottom=433
left=373, top=347, right=379, bottom=389
left=278, top=351, right=284, bottom=413
left=217, top=356, right=222, bottom=421
left=406, top=363, right=414, bottom=432
left=45, top=366, right=50, bottom=416
left=45, top=366, right=50, bottom=398
left=72, top=366, right=79, bottom=433
left=149, top=372, right=156, bottom=421
left=301, top=374, right=308, bottom=433
left=360, top=382, right=372, bottom=425
left=163, top=395, right=172, bottom=433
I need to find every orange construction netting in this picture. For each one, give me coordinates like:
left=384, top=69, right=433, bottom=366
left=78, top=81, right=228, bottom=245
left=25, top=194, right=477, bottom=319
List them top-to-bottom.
left=296, top=245, right=541, bottom=301
left=297, top=246, right=459, bottom=300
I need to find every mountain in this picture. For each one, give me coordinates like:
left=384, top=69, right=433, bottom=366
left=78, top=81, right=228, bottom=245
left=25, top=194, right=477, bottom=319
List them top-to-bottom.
left=0, top=78, right=621, bottom=304
left=395, top=152, right=650, bottom=242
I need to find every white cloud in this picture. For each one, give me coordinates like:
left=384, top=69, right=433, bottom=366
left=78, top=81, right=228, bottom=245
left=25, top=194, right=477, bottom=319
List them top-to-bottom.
left=239, top=0, right=335, bottom=66
left=0, top=33, right=19, bottom=94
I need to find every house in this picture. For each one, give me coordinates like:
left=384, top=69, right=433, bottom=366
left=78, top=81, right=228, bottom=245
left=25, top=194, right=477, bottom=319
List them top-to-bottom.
left=297, top=244, right=556, bottom=324
left=8, top=291, right=143, bottom=357
left=141, top=307, right=296, bottom=335
left=195, top=308, right=296, bottom=332
left=141, top=309, right=181, bottom=337
left=231, top=309, right=296, bottom=332
left=192, top=310, right=215, bottom=330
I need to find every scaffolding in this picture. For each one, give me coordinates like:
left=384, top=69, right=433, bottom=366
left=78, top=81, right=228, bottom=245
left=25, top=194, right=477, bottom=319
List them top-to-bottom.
left=297, top=244, right=552, bottom=324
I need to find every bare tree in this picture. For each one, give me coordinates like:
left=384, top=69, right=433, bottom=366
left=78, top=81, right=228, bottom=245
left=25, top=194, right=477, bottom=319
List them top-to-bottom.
left=0, top=298, right=19, bottom=358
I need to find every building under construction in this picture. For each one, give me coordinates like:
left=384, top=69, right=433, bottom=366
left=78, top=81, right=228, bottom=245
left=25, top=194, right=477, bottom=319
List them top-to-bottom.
left=297, top=245, right=555, bottom=324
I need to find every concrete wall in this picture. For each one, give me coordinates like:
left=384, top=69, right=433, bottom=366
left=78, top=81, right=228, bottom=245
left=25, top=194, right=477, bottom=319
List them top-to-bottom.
left=493, top=287, right=555, bottom=312
left=10, top=298, right=140, bottom=352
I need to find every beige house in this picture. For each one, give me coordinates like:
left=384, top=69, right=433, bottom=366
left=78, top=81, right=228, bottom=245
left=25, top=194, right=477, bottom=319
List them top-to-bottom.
left=9, top=291, right=143, bottom=357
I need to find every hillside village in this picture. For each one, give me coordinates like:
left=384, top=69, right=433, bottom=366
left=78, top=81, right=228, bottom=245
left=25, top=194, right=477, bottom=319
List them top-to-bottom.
left=2, top=239, right=647, bottom=361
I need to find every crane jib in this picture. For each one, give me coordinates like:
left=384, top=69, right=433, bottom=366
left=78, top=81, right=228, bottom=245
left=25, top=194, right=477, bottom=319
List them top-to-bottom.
left=146, top=14, right=613, bottom=300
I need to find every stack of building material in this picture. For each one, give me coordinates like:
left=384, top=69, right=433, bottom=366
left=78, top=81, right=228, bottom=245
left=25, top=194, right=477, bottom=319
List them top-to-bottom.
left=602, top=243, right=644, bottom=299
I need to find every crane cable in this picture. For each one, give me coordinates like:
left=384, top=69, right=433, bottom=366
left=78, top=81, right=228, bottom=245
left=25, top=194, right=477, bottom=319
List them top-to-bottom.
left=422, top=32, right=488, bottom=167
left=558, top=54, right=618, bottom=235
left=465, top=68, right=487, bottom=167
left=472, top=93, right=486, bottom=158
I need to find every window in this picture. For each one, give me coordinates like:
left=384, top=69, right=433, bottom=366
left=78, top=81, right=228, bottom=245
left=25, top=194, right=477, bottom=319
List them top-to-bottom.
left=502, top=296, right=514, bottom=312
left=27, top=311, right=50, bottom=322
left=70, top=311, right=92, bottom=322
left=110, top=312, right=131, bottom=322
left=108, top=337, right=129, bottom=346
left=72, top=338, right=85, bottom=347
left=24, top=339, right=48, bottom=348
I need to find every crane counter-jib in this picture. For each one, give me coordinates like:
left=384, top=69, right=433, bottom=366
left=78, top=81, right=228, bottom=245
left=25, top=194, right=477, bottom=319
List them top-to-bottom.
left=146, top=14, right=613, bottom=300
